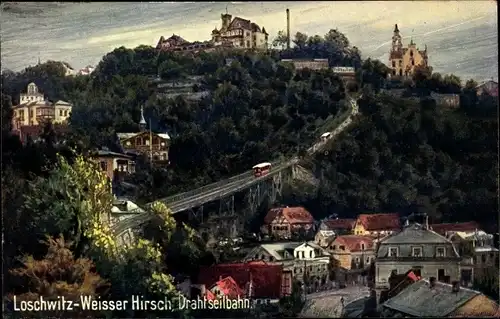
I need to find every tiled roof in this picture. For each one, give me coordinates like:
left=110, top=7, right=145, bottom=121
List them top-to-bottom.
left=228, top=17, right=252, bottom=30
left=264, top=206, right=314, bottom=225
left=356, top=213, right=400, bottom=231
left=323, top=218, right=356, bottom=230
left=430, top=222, right=480, bottom=236
left=333, top=235, right=374, bottom=252
left=198, top=262, right=283, bottom=299
left=211, top=276, right=244, bottom=298
left=382, top=279, right=482, bottom=317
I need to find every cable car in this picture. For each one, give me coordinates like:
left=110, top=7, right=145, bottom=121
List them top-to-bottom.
left=320, top=132, right=331, bottom=142
left=252, top=162, right=272, bottom=177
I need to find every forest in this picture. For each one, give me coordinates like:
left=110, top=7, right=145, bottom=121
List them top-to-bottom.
left=2, top=28, right=498, bottom=316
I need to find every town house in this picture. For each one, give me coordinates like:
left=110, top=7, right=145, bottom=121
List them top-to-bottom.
left=211, top=12, right=268, bottom=49
left=92, top=149, right=135, bottom=183
left=261, top=206, right=315, bottom=240
left=353, top=213, right=401, bottom=237
left=319, top=218, right=356, bottom=234
left=375, top=222, right=462, bottom=291
left=314, top=229, right=335, bottom=248
left=449, top=230, right=499, bottom=286
left=327, top=235, right=375, bottom=270
left=243, top=241, right=331, bottom=287
left=196, top=261, right=291, bottom=304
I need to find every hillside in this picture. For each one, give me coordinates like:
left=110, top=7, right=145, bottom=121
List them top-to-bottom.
left=291, top=90, right=498, bottom=228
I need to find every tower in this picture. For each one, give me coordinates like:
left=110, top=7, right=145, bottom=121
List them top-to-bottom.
left=286, top=8, right=291, bottom=49
left=221, top=12, right=232, bottom=30
left=391, top=24, right=403, bottom=53
left=139, top=106, right=147, bottom=131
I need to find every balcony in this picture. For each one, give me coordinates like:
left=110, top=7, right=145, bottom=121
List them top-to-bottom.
left=36, top=107, right=55, bottom=121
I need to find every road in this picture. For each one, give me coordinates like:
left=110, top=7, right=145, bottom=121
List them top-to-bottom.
left=111, top=95, right=360, bottom=235
left=300, top=286, right=370, bottom=318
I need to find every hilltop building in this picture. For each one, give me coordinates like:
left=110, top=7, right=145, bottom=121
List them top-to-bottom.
left=211, top=12, right=268, bottom=49
left=388, top=24, right=428, bottom=78
left=156, top=34, right=219, bottom=53
left=12, top=82, right=72, bottom=129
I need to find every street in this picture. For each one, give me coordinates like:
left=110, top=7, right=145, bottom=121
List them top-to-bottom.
left=300, top=286, right=370, bottom=317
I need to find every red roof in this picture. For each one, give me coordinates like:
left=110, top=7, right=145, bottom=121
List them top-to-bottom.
left=264, top=207, right=314, bottom=225
left=356, top=213, right=401, bottom=231
left=323, top=218, right=356, bottom=230
left=430, top=222, right=480, bottom=236
left=333, top=235, right=374, bottom=252
left=198, top=262, right=283, bottom=299
left=211, top=276, right=244, bottom=299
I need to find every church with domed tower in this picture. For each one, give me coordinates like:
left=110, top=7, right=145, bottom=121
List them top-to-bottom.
left=388, top=24, right=429, bottom=78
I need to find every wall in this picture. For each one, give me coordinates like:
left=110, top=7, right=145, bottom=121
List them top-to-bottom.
left=376, top=261, right=460, bottom=288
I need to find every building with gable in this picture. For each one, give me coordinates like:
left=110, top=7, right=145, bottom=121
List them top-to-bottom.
left=211, top=12, right=268, bottom=49
left=388, top=24, right=429, bottom=78
left=156, top=34, right=218, bottom=53
left=476, top=80, right=498, bottom=97
left=11, top=82, right=72, bottom=129
left=116, top=106, right=170, bottom=164
left=92, top=149, right=135, bottom=182
left=261, top=206, right=315, bottom=239
left=353, top=213, right=401, bottom=237
left=319, top=218, right=356, bottom=235
left=429, top=221, right=480, bottom=238
left=375, top=222, right=462, bottom=290
left=314, top=229, right=336, bottom=248
left=327, top=235, right=375, bottom=270
left=243, top=241, right=330, bottom=287
left=197, top=261, right=290, bottom=304
left=380, top=278, right=499, bottom=317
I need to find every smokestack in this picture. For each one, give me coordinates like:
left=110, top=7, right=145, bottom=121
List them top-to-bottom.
left=286, top=8, right=291, bottom=49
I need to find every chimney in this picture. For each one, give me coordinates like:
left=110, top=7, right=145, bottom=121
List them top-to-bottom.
left=286, top=9, right=291, bottom=49
left=424, top=215, right=429, bottom=230
left=429, top=277, right=436, bottom=288
left=452, top=281, right=460, bottom=293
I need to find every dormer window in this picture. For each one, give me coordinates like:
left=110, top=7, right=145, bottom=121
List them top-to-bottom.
left=389, top=247, right=398, bottom=257
left=412, top=247, right=423, bottom=257
left=436, top=247, right=445, bottom=257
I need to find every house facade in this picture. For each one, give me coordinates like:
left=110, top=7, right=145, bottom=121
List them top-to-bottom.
left=211, top=13, right=268, bottom=49
left=388, top=24, right=428, bottom=78
left=11, top=83, right=72, bottom=129
left=117, top=107, right=170, bottom=164
left=92, top=150, right=135, bottom=182
left=261, top=206, right=315, bottom=239
left=353, top=213, right=401, bottom=236
left=319, top=218, right=356, bottom=235
left=375, top=223, right=462, bottom=290
left=314, top=230, right=335, bottom=247
left=449, top=230, right=499, bottom=285
left=327, top=235, right=375, bottom=270
left=243, top=241, right=330, bottom=287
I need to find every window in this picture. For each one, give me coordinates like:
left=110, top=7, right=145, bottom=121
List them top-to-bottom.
left=246, top=32, right=250, bottom=36
left=240, top=40, right=244, bottom=46
left=246, top=40, right=250, bottom=47
left=410, top=50, right=413, bottom=57
left=399, top=60, right=403, bottom=66
left=411, top=60, right=415, bottom=66
left=392, top=61, right=396, bottom=67
left=392, top=69, right=396, bottom=76
left=399, top=69, right=403, bottom=76
left=59, top=110, right=63, bottom=116
left=136, top=138, right=142, bottom=146
left=143, top=138, right=149, bottom=145
left=161, top=142, right=165, bottom=146
left=100, top=161, right=107, bottom=171
left=361, top=243, right=365, bottom=250
left=331, top=245, right=336, bottom=250
left=339, top=245, right=345, bottom=251
left=389, top=247, right=398, bottom=257
left=412, top=247, right=422, bottom=257
left=436, top=247, right=445, bottom=257
left=301, top=251, right=305, bottom=259
left=309, top=251, right=313, bottom=258
left=481, top=254, right=486, bottom=263
left=355, top=257, right=360, bottom=263
left=366, top=257, right=370, bottom=263
left=438, top=269, right=445, bottom=281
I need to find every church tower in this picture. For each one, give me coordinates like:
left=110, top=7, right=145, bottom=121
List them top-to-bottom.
left=391, top=24, right=403, bottom=53
left=139, top=105, right=147, bottom=131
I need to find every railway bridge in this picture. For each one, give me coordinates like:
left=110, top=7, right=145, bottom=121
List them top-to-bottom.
left=110, top=95, right=360, bottom=246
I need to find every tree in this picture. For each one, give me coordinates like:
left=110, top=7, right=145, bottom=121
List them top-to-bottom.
left=272, top=30, right=289, bottom=49
left=293, top=32, right=308, bottom=49
left=158, top=60, right=184, bottom=83
left=6, top=236, right=109, bottom=318
left=279, top=279, right=305, bottom=317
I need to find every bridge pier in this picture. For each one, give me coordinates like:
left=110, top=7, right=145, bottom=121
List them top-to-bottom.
left=219, top=195, right=235, bottom=217
left=187, top=205, right=204, bottom=223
